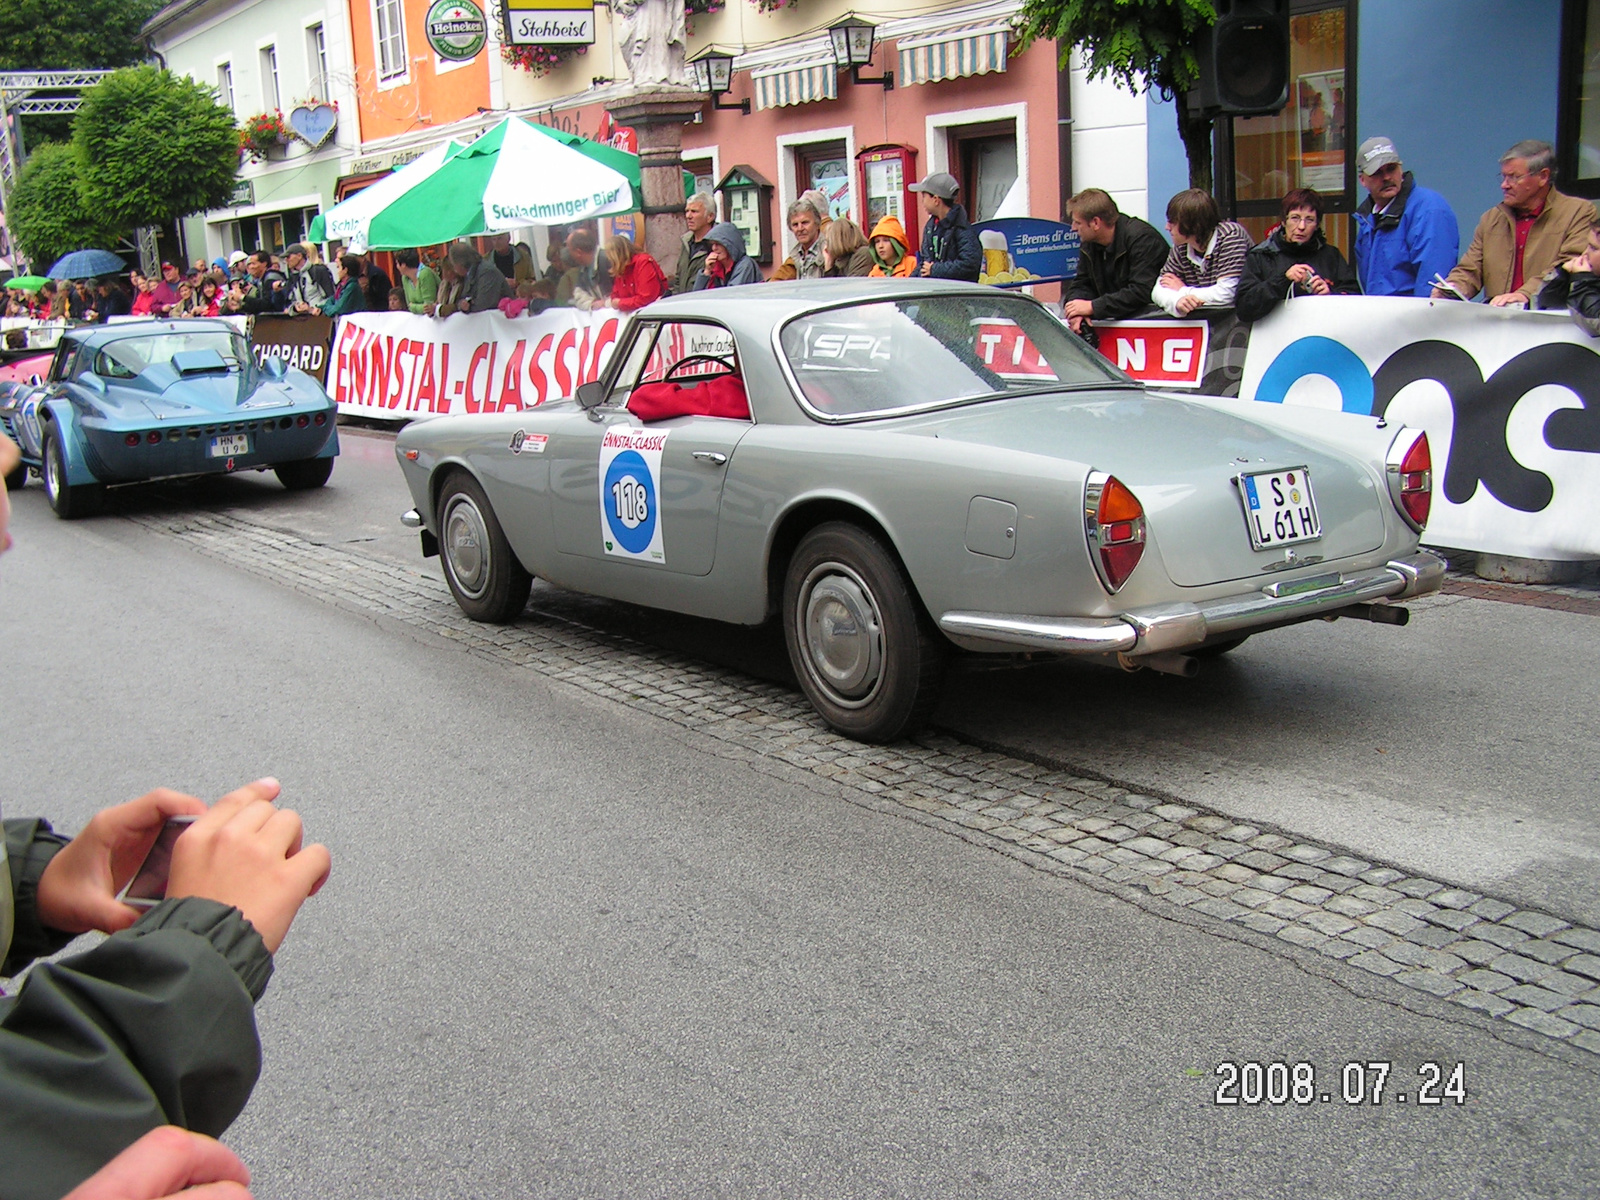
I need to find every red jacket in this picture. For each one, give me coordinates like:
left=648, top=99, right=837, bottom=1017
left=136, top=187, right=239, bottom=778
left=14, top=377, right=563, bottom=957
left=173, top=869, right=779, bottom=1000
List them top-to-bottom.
left=609, top=253, right=667, bottom=312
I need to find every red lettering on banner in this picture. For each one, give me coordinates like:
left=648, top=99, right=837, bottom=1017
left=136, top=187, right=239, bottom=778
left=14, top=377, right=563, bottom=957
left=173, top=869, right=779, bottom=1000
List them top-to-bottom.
left=588, top=317, right=620, bottom=384
left=332, top=320, right=361, bottom=403
left=973, top=321, right=1054, bottom=380
left=1096, top=322, right=1208, bottom=387
left=348, top=328, right=370, bottom=402
left=553, top=328, right=578, bottom=397
left=529, top=333, right=554, bottom=405
left=368, top=335, right=391, bottom=411
left=387, top=339, right=409, bottom=409
left=500, top=340, right=527, bottom=411
left=417, top=342, right=438, bottom=412
left=437, top=343, right=452, bottom=413
left=465, top=343, right=491, bottom=414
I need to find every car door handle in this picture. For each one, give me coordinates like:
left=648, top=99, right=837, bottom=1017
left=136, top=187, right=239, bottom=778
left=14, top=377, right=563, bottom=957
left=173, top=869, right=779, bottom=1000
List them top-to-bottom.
left=692, top=451, right=727, bottom=465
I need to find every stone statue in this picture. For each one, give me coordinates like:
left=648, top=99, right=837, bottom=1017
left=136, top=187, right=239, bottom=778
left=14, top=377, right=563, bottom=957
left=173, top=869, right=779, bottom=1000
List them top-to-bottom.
left=615, top=0, right=690, bottom=87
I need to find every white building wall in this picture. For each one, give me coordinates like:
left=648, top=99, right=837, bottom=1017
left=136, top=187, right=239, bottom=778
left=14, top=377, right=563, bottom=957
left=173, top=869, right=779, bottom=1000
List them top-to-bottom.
left=1068, top=52, right=1151, bottom=224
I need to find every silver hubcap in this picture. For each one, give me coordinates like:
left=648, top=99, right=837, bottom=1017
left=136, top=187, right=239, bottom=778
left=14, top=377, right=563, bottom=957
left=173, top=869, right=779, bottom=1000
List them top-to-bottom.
left=43, top=441, right=60, bottom=502
left=442, top=495, right=490, bottom=599
left=799, top=562, right=883, bottom=708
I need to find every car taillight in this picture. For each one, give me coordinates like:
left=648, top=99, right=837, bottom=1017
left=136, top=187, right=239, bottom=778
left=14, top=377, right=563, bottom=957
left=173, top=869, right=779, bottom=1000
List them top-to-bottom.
left=314, top=412, right=327, bottom=426
left=296, top=414, right=309, bottom=427
left=146, top=430, right=162, bottom=444
left=1386, top=430, right=1431, bottom=531
left=125, top=432, right=140, bottom=447
left=1085, top=472, right=1146, bottom=593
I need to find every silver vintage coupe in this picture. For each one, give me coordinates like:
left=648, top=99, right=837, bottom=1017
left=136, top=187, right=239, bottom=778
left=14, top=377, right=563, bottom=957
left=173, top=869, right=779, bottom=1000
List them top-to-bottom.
left=396, top=280, right=1442, bottom=742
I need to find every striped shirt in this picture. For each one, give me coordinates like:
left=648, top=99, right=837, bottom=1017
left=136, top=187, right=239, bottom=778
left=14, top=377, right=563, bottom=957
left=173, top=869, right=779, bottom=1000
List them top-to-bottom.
left=1152, top=220, right=1253, bottom=315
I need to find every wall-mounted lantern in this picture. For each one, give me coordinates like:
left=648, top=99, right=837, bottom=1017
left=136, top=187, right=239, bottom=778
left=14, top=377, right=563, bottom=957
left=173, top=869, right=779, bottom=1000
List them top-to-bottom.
left=827, top=15, right=893, bottom=90
left=688, top=45, right=751, bottom=115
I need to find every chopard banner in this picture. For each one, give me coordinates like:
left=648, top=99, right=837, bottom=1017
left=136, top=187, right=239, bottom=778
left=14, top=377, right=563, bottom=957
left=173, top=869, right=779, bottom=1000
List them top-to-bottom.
left=1239, top=296, right=1600, bottom=560
left=329, top=308, right=624, bottom=419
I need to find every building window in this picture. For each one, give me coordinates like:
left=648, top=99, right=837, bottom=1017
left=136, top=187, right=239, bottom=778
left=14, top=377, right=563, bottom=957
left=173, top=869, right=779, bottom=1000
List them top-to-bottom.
left=374, top=0, right=408, bottom=82
left=1221, top=0, right=1355, bottom=252
left=1559, top=0, right=1600, bottom=198
left=307, top=23, right=329, bottom=100
left=260, top=44, right=280, bottom=111
left=217, top=62, right=234, bottom=112
left=950, top=122, right=1018, bottom=222
left=794, top=141, right=851, bottom=220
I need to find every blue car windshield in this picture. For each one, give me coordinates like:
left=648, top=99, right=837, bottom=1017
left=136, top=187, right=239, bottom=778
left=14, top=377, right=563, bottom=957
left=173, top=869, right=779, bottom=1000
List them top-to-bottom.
left=779, top=294, right=1130, bottom=419
left=93, top=330, right=247, bottom=380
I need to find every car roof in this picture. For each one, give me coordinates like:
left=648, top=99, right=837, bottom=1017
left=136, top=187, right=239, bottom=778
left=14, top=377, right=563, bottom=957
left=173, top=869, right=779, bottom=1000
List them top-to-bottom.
left=642, top=278, right=1035, bottom=335
left=64, top=319, right=240, bottom=349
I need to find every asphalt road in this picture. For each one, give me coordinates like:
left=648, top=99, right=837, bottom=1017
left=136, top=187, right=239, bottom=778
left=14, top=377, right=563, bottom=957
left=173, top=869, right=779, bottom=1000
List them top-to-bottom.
left=86, top=426, right=1600, bottom=926
left=4, top=434, right=1599, bottom=1197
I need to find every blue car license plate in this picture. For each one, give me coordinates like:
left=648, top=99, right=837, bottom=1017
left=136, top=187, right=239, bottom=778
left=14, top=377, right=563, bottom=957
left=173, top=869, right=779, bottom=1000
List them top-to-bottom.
left=208, top=433, right=249, bottom=458
left=1239, top=467, right=1321, bottom=550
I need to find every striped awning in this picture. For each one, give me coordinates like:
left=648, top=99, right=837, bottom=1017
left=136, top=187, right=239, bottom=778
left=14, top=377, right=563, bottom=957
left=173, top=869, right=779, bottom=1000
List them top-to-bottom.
left=896, top=20, right=1011, bottom=85
left=749, top=53, right=839, bottom=110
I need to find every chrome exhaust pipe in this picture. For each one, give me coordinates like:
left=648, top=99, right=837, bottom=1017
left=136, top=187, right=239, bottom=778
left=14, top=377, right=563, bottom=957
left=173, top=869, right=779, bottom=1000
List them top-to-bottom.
left=1339, top=602, right=1410, bottom=626
left=1118, top=651, right=1199, bottom=677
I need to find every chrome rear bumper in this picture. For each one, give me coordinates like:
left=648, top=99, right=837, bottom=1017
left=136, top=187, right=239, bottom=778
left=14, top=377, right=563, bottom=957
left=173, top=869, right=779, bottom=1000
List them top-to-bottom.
left=938, top=551, right=1446, bottom=656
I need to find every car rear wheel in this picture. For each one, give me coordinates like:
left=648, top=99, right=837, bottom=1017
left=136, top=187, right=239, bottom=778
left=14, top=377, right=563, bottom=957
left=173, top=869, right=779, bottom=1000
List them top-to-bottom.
left=41, top=426, right=103, bottom=519
left=274, top=457, right=334, bottom=490
left=436, top=472, right=531, bottom=624
left=783, top=522, right=946, bottom=743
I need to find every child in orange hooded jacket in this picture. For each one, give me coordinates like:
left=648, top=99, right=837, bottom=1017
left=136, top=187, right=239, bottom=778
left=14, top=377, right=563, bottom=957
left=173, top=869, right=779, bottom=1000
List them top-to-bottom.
left=867, top=216, right=918, bottom=278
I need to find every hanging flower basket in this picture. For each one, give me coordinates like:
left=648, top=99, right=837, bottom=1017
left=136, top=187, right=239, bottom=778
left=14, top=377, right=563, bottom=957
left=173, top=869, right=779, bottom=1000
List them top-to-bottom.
left=750, top=0, right=796, bottom=11
left=500, top=43, right=588, bottom=77
left=239, top=110, right=292, bottom=159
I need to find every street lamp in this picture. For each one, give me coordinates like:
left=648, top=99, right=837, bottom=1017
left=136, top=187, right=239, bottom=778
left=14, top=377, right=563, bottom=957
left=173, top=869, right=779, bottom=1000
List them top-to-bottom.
left=827, top=15, right=893, bottom=90
left=688, top=45, right=750, bottom=115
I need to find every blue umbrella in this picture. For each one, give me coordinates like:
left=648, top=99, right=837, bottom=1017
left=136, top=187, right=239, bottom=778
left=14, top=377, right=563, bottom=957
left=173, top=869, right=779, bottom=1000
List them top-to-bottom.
left=47, top=248, right=126, bottom=279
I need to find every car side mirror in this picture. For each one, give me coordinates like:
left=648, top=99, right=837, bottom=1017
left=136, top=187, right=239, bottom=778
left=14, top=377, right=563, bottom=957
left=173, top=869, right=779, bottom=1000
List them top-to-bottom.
left=574, top=379, right=607, bottom=410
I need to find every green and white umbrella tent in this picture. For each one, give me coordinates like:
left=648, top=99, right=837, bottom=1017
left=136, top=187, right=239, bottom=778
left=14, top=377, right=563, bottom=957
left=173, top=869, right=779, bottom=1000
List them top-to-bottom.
left=361, top=117, right=634, bottom=250
left=307, top=139, right=466, bottom=248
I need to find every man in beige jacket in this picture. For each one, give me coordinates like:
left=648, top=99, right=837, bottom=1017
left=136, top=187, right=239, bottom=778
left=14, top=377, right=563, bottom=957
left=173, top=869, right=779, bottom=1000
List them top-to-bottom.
left=1437, top=139, right=1596, bottom=306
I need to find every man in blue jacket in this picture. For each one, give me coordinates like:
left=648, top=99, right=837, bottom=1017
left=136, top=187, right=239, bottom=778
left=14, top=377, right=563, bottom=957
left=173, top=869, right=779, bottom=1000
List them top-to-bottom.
left=1351, top=136, right=1459, bottom=297
left=910, top=173, right=981, bottom=282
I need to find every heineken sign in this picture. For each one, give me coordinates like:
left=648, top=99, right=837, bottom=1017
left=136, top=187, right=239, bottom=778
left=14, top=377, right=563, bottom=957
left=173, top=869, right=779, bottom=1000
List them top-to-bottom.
left=426, top=0, right=488, bottom=60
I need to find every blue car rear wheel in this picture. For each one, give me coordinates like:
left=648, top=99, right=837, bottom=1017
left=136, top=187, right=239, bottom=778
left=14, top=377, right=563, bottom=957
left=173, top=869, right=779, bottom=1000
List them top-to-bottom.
left=41, top=427, right=103, bottom=520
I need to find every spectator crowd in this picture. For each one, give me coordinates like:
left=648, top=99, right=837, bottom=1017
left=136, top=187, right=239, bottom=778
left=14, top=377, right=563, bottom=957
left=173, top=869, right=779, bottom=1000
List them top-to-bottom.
left=8, top=142, right=1600, bottom=340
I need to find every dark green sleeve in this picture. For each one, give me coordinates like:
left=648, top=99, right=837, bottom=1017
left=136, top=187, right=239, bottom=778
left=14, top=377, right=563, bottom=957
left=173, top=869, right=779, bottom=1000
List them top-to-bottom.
left=3, top=819, right=73, bottom=976
left=0, top=898, right=272, bottom=1200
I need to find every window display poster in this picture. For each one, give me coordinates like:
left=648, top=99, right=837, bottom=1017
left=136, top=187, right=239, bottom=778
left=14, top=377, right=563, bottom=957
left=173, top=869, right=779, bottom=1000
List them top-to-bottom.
left=1296, top=69, right=1346, bottom=192
left=864, top=156, right=904, bottom=231
left=807, top=158, right=851, bottom=220
left=726, top=187, right=761, bottom=260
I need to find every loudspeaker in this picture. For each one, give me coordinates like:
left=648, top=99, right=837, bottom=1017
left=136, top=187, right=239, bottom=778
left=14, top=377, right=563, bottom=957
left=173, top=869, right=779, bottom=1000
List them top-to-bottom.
left=1194, top=0, right=1291, bottom=116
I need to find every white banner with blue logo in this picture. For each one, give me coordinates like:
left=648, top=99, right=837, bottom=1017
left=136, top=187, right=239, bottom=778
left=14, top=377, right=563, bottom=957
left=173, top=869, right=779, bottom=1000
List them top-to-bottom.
left=1238, top=296, right=1600, bottom=561
left=598, top=425, right=668, bottom=563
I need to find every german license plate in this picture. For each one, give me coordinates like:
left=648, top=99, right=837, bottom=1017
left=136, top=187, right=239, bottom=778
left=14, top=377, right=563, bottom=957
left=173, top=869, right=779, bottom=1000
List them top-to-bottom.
left=208, top=433, right=249, bottom=458
left=1238, top=467, right=1321, bottom=550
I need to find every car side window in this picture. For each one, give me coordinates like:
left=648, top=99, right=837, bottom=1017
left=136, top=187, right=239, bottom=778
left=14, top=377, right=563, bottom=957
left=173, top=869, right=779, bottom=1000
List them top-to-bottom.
left=639, top=321, right=739, bottom=385
left=603, top=322, right=659, bottom=407
left=95, top=346, right=140, bottom=379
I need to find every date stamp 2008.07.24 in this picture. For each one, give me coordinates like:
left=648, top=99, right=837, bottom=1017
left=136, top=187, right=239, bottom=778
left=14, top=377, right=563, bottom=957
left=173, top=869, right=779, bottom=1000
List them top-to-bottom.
left=1212, top=1061, right=1467, bottom=1107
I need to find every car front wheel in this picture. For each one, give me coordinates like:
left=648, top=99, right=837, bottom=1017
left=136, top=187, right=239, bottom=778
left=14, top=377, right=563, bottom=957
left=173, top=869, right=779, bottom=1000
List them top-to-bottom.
left=41, top=426, right=103, bottom=519
left=275, top=457, right=334, bottom=490
left=436, top=472, right=531, bottom=623
left=783, top=522, right=946, bottom=743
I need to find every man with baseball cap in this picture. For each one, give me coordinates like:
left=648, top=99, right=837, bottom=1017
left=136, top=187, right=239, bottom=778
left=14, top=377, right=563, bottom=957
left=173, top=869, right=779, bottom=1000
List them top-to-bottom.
left=1351, top=135, right=1459, bottom=297
left=908, top=172, right=981, bottom=282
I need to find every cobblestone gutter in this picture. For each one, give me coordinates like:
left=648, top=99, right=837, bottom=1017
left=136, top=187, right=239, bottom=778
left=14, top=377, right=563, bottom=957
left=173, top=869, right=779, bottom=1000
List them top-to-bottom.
left=137, top=511, right=1600, bottom=1058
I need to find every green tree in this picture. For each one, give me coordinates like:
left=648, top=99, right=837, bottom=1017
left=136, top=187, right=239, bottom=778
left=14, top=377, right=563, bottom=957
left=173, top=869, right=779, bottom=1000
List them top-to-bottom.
left=0, top=0, right=166, bottom=145
left=1014, top=0, right=1219, bottom=192
left=73, top=66, right=240, bottom=230
left=6, top=141, right=124, bottom=268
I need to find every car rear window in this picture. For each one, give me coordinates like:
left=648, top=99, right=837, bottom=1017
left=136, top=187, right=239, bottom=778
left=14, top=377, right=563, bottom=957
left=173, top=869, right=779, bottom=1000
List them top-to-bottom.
left=779, top=294, right=1128, bottom=419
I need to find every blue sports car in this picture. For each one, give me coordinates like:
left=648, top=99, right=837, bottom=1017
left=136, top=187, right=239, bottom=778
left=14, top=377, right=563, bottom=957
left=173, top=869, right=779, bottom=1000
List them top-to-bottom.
left=0, top=319, right=338, bottom=517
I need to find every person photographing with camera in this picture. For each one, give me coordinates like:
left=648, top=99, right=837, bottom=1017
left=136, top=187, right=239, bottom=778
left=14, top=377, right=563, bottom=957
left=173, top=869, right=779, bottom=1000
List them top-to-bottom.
left=1235, top=188, right=1360, bottom=322
left=0, top=433, right=331, bottom=1200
